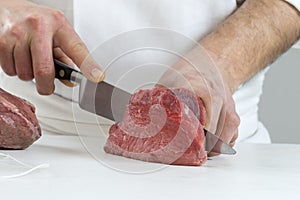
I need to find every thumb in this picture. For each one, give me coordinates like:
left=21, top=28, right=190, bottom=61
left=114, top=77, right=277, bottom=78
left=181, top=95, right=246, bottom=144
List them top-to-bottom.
left=54, top=26, right=105, bottom=82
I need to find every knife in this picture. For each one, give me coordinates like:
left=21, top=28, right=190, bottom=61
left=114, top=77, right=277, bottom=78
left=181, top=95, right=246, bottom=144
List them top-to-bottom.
left=54, top=59, right=236, bottom=155
left=54, top=59, right=131, bottom=122
left=204, top=129, right=236, bottom=155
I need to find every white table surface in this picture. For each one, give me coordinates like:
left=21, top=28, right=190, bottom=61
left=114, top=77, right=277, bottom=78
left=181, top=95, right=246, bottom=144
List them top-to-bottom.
left=1, top=130, right=300, bottom=200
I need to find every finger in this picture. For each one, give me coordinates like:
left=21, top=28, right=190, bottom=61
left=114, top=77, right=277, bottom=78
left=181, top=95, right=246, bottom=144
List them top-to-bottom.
left=54, top=25, right=104, bottom=82
left=30, top=31, right=55, bottom=95
left=0, top=39, right=16, bottom=76
left=14, top=41, right=33, bottom=81
left=53, top=47, right=76, bottom=87
left=53, top=47, right=75, bottom=66
left=188, top=73, right=223, bottom=133
left=59, top=80, right=76, bottom=87
left=202, top=92, right=223, bottom=134
left=205, top=106, right=226, bottom=156
left=215, top=106, right=227, bottom=138
left=216, top=107, right=240, bottom=144
left=207, top=108, right=239, bottom=157
left=207, top=130, right=238, bottom=157
left=229, top=130, right=239, bottom=147
left=229, top=140, right=236, bottom=148
left=208, top=152, right=220, bottom=157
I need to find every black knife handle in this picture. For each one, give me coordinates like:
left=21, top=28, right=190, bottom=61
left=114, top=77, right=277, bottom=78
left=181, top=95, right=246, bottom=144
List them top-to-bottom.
left=54, top=59, right=81, bottom=81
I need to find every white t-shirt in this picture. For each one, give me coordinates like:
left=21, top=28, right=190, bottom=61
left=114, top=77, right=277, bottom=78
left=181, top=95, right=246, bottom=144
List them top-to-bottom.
left=3, top=0, right=298, bottom=143
left=72, top=0, right=270, bottom=143
left=283, top=0, right=300, bottom=11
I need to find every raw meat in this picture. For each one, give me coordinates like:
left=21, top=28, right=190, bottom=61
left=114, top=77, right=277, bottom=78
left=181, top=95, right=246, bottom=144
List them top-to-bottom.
left=0, top=88, right=41, bottom=149
left=104, top=88, right=207, bottom=166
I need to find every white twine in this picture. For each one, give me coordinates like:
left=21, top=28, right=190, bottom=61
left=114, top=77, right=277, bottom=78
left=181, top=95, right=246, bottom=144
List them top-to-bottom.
left=0, top=153, right=50, bottom=179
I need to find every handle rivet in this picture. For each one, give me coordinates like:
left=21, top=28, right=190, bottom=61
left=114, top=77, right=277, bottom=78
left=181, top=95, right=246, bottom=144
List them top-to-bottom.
left=59, top=70, right=65, bottom=78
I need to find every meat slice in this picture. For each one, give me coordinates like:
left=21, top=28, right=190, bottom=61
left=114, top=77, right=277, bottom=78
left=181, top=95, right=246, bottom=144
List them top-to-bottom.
left=0, top=88, right=41, bottom=149
left=104, top=88, right=207, bottom=166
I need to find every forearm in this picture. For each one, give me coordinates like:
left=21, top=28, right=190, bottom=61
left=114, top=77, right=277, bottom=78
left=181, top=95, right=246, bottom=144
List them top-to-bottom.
left=200, top=0, right=300, bottom=93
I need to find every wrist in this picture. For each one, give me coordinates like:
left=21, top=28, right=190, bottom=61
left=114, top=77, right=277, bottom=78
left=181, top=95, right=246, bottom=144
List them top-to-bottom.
left=196, top=45, right=241, bottom=93
left=208, top=51, right=241, bottom=93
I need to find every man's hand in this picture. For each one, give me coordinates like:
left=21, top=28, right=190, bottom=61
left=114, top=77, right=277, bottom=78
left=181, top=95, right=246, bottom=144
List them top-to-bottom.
left=0, top=0, right=104, bottom=95
left=159, top=0, right=300, bottom=155
left=158, top=46, right=240, bottom=155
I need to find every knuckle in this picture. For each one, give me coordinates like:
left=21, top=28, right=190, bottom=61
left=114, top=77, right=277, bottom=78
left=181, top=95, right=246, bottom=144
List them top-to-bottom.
left=51, top=9, right=67, bottom=24
left=26, top=14, right=46, bottom=31
left=10, top=25, right=24, bottom=40
left=0, top=38, right=9, bottom=51
left=70, top=41, right=87, bottom=53
left=34, top=61, right=54, bottom=77
left=0, top=64, right=16, bottom=76
left=2, top=68, right=16, bottom=76
left=35, top=68, right=52, bottom=78
left=5, top=72, right=16, bottom=76
left=18, top=73, right=33, bottom=81
left=228, top=111, right=240, bottom=128
left=233, top=113, right=241, bottom=126
left=231, top=132, right=239, bottom=142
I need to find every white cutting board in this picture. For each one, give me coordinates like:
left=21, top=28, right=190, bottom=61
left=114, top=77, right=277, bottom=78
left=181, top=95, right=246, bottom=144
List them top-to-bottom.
left=1, top=130, right=300, bottom=200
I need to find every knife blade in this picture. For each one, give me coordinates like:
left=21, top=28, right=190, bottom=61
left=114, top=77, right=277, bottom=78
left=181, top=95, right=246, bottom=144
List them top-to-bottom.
left=54, top=59, right=236, bottom=155
left=54, top=59, right=131, bottom=122
left=78, top=74, right=131, bottom=122
left=204, top=129, right=236, bottom=155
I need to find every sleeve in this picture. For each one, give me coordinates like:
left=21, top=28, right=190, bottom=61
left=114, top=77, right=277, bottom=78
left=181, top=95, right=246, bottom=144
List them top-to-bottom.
left=284, top=0, right=300, bottom=11
left=237, top=1, right=300, bottom=11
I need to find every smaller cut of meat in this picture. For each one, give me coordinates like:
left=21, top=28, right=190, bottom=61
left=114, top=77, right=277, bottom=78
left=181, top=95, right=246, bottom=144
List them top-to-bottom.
left=104, top=87, right=207, bottom=166
left=0, top=88, right=41, bottom=150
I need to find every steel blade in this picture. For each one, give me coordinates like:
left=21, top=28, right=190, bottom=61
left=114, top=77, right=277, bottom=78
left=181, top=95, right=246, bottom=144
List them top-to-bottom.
left=79, top=78, right=131, bottom=122
left=204, top=129, right=236, bottom=155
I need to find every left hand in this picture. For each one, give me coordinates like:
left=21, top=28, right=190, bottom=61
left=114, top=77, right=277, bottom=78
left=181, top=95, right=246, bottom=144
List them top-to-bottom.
left=158, top=46, right=240, bottom=155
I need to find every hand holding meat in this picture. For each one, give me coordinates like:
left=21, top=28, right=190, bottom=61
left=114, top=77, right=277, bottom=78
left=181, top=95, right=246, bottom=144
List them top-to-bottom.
left=0, top=0, right=104, bottom=95
left=158, top=46, right=240, bottom=153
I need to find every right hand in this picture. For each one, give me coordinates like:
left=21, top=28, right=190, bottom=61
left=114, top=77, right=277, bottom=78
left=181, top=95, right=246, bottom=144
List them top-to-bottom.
left=0, top=0, right=104, bottom=95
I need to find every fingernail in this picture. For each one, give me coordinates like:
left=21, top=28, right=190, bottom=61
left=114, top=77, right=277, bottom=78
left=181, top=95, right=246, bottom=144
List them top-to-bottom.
left=91, top=68, right=104, bottom=82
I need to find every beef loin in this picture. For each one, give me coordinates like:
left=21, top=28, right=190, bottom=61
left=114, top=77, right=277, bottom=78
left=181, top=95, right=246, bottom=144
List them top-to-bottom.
left=0, top=88, right=41, bottom=149
left=104, top=88, right=207, bottom=166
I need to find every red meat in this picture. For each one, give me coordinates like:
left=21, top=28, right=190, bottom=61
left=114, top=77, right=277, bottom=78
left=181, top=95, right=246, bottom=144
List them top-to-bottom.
left=0, top=88, right=41, bottom=149
left=104, top=88, right=207, bottom=166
